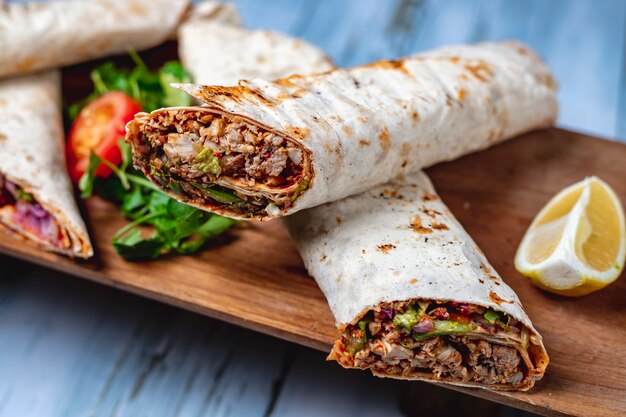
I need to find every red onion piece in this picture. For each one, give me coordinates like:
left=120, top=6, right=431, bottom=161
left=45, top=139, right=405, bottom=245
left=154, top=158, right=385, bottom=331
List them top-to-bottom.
left=13, top=200, right=60, bottom=247
left=380, top=308, right=394, bottom=319
left=412, top=315, right=434, bottom=333
left=474, top=316, right=497, bottom=334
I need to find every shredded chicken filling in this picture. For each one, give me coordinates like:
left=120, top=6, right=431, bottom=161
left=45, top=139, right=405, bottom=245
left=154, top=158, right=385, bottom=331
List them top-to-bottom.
left=129, top=109, right=309, bottom=216
left=332, top=300, right=530, bottom=387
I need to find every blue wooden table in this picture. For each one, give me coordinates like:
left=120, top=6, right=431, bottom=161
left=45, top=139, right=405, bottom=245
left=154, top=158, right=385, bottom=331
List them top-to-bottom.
left=1, top=1, right=625, bottom=416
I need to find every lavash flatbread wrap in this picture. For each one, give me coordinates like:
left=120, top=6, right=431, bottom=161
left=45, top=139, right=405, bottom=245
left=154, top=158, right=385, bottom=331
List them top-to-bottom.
left=0, top=0, right=238, bottom=78
left=179, top=21, right=334, bottom=86
left=125, top=41, right=557, bottom=220
left=0, top=71, right=92, bottom=258
left=283, top=172, right=548, bottom=390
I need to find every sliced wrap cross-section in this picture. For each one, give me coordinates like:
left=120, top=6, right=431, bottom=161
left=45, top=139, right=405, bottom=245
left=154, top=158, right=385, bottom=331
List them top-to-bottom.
left=126, top=41, right=557, bottom=220
left=0, top=72, right=92, bottom=258
left=283, top=172, right=549, bottom=390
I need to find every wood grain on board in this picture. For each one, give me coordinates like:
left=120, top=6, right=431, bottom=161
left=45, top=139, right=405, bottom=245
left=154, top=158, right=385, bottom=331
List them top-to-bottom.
left=0, top=128, right=624, bottom=417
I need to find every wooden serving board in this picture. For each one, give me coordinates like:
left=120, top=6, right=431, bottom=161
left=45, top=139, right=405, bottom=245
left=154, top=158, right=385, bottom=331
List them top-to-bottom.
left=2, top=47, right=625, bottom=417
left=2, top=128, right=625, bottom=417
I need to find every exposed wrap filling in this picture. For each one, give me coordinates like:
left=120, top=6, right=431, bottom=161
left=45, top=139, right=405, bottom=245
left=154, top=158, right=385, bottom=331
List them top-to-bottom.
left=127, top=109, right=311, bottom=218
left=0, top=175, right=63, bottom=248
left=330, top=300, right=537, bottom=388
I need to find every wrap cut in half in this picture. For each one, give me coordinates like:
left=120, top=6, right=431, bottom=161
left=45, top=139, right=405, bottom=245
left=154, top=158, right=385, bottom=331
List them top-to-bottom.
left=0, top=0, right=238, bottom=78
left=178, top=20, right=334, bottom=86
left=126, top=41, right=557, bottom=220
left=0, top=72, right=92, bottom=258
left=283, top=172, right=548, bottom=391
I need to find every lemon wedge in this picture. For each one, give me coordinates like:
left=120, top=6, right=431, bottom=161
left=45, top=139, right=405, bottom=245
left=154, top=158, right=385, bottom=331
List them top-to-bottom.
left=515, top=176, right=626, bottom=296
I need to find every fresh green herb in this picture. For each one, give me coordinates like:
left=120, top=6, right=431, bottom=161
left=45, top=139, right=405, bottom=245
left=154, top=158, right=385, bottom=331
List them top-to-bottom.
left=68, top=51, right=192, bottom=119
left=159, top=61, right=195, bottom=108
left=79, top=139, right=237, bottom=260
left=192, top=147, right=222, bottom=176
left=78, top=152, right=101, bottom=199
left=169, top=179, right=183, bottom=196
left=290, top=179, right=310, bottom=202
left=190, top=183, right=244, bottom=205
left=14, top=186, right=35, bottom=203
left=206, top=187, right=245, bottom=205
left=393, top=305, right=420, bottom=331
left=484, top=310, right=500, bottom=324
left=346, top=320, right=370, bottom=355
left=358, top=320, right=369, bottom=340
left=412, top=320, right=471, bottom=341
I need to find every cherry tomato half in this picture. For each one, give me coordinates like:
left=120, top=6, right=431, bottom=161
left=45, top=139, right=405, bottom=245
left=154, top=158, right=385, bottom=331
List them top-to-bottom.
left=66, top=91, right=142, bottom=182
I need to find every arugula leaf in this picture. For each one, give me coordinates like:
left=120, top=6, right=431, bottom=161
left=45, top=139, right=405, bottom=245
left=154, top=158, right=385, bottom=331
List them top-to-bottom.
left=69, top=52, right=193, bottom=117
left=159, top=61, right=193, bottom=107
left=119, top=139, right=133, bottom=171
left=79, top=152, right=102, bottom=199
left=120, top=186, right=146, bottom=215
left=147, top=191, right=171, bottom=215
left=167, top=198, right=197, bottom=218
left=197, top=216, right=238, bottom=238
left=113, top=228, right=164, bottom=261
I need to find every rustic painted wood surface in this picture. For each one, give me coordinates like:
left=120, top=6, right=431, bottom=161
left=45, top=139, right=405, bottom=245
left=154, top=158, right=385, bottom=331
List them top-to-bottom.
left=1, top=1, right=626, bottom=417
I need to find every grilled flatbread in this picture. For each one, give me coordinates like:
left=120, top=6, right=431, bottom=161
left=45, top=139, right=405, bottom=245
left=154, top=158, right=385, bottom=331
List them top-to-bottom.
left=284, top=172, right=548, bottom=390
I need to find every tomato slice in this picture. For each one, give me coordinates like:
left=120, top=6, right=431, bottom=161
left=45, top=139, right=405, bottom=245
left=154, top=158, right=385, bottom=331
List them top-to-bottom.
left=67, top=91, right=142, bottom=182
